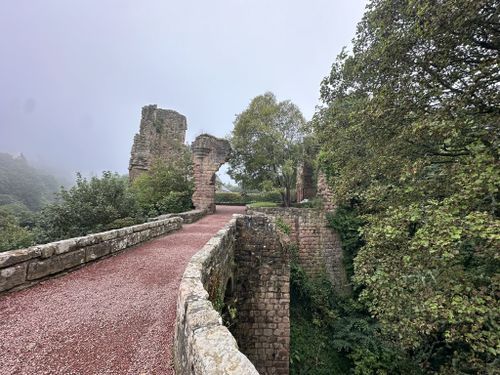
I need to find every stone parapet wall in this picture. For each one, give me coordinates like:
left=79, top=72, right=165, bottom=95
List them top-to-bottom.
left=247, top=207, right=350, bottom=295
left=148, top=209, right=206, bottom=224
left=174, top=215, right=290, bottom=375
left=232, top=215, right=290, bottom=375
left=174, top=216, right=259, bottom=375
left=0, top=217, right=183, bottom=295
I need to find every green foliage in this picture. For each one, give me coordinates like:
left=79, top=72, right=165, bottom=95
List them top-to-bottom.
left=315, top=0, right=499, bottom=372
left=228, top=92, right=307, bottom=206
left=131, top=153, right=193, bottom=216
left=35, top=172, right=139, bottom=242
left=156, top=191, right=193, bottom=214
left=215, top=191, right=282, bottom=205
left=246, top=201, right=278, bottom=208
left=327, top=206, right=365, bottom=283
left=0, top=208, right=35, bottom=252
left=275, top=217, right=291, bottom=235
left=290, top=250, right=417, bottom=374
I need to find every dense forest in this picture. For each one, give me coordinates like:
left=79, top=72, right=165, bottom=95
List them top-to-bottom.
left=289, top=0, right=498, bottom=373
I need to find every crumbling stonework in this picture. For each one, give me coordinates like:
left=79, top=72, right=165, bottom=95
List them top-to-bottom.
left=128, top=105, right=187, bottom=181
left=191, top=134, right=231, bottom=213
left=296, top=161, right=316, bottom=202
left=316, top=171, right=335, bottom=211
left=247, top=207, right=350, bottom=295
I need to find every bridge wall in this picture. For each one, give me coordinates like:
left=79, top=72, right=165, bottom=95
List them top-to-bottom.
left=246, top=207, right=350, bottom=295
left=174, top=215, right=290, bottom=375
left=232, top=215, right=290, bottom=374
left=0, top=216, right=184, bottom=295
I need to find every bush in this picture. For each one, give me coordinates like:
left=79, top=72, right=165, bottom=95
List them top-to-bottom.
left=131, top=156, right=193, bottom=216
left=35, top=172, right=139, bottom=242
left=156, top=191, right=192, bottom=214
left=215, top=191, right=282, bottom=204
left=246, top=201, right=278, bottom=208
left=0, top=209, right=35, bottom=252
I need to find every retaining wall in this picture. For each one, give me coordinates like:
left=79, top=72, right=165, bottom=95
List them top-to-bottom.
left=246, top=207, right=350, bottom=295
left=174, top=215, right=290, bottom=375
left=0, top=217, right=184, bottom=295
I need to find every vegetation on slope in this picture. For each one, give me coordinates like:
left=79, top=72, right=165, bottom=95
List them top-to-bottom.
left=312, top=0, right=499, bottom=372
left=0, top=155, right=194, bottom=250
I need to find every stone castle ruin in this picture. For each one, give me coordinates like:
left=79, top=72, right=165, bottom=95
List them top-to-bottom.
left=124, top=104, right=348, bottom=373
left=128, top=105, right=188, bottom=181
left=129, top=105, right=230, bottom=214
left=191, top=134, right=231, bottom=213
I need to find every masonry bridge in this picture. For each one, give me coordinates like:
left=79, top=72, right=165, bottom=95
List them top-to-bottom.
left=0, top=106, right=348, bottom=374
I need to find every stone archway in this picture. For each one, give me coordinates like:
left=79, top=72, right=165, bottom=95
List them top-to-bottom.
left=191, top=134, right=231, bottom=214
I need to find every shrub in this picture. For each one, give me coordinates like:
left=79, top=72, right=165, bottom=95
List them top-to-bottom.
left=131, top=156, right=193, bottom=216
left=35, top=172, right=139, bottom=242
left=156, top=191, right=192, bottom=214
left=215, top=191, right=282, bottom=204
left=0, top=209, right=35, bottom=252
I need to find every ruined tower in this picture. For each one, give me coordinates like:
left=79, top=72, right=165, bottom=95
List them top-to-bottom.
left=128, top=105, right=187, bottom=181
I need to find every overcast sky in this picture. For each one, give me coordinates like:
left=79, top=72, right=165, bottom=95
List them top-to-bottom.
left=0, top=0, right=367, bottom=182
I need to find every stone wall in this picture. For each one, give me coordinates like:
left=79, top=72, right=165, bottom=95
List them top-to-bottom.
left=129, top=104, right=188, bottom=181
left=191, top=134, right=231, bottom=214
left=296, top=161, right=317, bottom=202
left=316, top=172, right=335, bottom=211
left=247, top=207, right=350, bottom=295
left=148, top=209, right=206, bottom=224
left=174, top=215, right=290, bottom=375
left=232, top=215, right=290, bottom=375
left=174, top=216, right=259, bottom=375
left=0, top=217, right=183, bottom=295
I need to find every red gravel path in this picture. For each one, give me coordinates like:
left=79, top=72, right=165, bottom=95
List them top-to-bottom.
left=0, top=206, right=245, bottom=375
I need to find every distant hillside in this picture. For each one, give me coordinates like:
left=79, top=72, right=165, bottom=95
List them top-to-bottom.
left=0, top=153, right=60, bottom=211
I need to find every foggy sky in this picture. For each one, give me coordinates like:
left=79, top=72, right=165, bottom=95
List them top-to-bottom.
left=0, top=0, right=367, bottom=182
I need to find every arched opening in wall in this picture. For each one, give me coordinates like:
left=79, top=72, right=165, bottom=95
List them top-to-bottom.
left=191, top=134, right=232, bottom=213
left=215, top=162, right=239, bottom=204
left=221, top=277, right=237, bottom=330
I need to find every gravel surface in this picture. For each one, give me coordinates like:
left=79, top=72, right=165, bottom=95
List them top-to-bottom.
left=0, top=206, right=245, bottom=375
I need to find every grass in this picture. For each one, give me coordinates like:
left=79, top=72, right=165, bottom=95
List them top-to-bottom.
left=246, top=201, right=279, bottom=208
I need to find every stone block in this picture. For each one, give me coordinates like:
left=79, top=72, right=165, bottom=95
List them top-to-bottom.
left=54, top=238, right=78, bottom=255
left=85, top=243, right=111, bottom=262
left=0, top=247, right=40, bottom=268
left=27, top=250, right=85, bottom=280
left=0, top=263, right=27, bottom=292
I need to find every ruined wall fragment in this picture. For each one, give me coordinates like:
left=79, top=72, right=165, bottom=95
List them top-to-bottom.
left=128, top=105, right=187, bottom=181
left=191, top=134, right=231, bottom=213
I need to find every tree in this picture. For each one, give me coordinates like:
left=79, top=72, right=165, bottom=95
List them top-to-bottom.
left=315, top=0, right=499, bottom=372
left=229, top=92, right=306, bottom=206
left=130, top=148, right=194, bottom=216
left=35, top=172, right=139, bottom=243
left=0, top=208, right=35, bottom=252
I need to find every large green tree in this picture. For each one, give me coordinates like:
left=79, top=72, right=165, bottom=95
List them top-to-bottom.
left=315, top=0, right=499, bottom=372
left=229, top=92, right=306, bottom=206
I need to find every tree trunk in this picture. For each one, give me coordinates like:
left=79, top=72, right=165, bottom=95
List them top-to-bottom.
left=284, top=186, right=291, bottom=207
